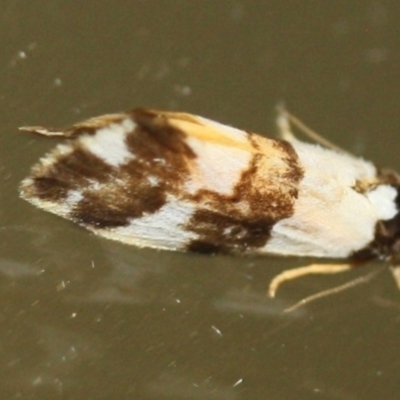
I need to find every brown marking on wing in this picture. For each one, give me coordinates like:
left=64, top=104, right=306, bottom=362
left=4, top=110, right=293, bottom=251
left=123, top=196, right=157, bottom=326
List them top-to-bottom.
left=21, top=108, right=201, bottom=229
left=129, top=109, right=197, bottom=159
left=70, top=110, right=200, bottom=228
left=66, top=114, right=129, bottom=137
left=185, top=134, right=304, bottom=253
left=21, top=147, right=114, bottom=202
left=72, top=184, right=167, bottom=228
left=187, top=210, right=274, bottom=253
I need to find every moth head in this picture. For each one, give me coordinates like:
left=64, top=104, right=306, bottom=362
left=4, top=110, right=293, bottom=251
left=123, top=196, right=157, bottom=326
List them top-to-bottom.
left=371, top=183, right=400, bottom=261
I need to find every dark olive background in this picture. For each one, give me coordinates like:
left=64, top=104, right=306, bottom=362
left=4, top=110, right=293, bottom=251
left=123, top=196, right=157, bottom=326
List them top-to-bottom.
left=1, top=1, right=400, bottom=399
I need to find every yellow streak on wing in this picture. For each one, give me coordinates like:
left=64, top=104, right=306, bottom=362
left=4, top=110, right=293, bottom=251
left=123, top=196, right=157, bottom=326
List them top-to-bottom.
left=156, top=111, right=292, bottom=166
left=161, top=112, right=255, bottom=152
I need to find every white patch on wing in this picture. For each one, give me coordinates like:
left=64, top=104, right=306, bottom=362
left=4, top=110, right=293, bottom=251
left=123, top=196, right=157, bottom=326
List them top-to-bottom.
left=80, top=118, right=136, bottom=167
left=184, top=136, right=251, bottom=195
left=292, top=140, right=377, bottom=186
left=263, top=141, right=386, bottom=258
left=54, top=143, right=73, bottom=157
left=40, top=144, right=73, bottom=167
left=147, top=176, right=160, bottom=186
left=66, top=190, right=84, bottom=207
left=21, top=193, right=71, bottom=219
left=95, top=197, right=198, bottom=250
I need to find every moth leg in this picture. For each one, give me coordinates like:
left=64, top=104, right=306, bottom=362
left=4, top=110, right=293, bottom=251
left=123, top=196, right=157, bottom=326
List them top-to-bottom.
left=268, top=263, right=352, bottom=298
left=390, top=266, right=400, bottom=291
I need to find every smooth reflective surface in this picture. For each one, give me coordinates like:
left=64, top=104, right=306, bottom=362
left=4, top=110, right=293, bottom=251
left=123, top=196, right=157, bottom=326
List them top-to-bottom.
left=1, top=2, right=400, bottom=399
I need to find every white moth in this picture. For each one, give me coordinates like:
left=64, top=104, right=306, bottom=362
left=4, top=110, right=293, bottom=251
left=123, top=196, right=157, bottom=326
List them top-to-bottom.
left=20, top=108, right=400, bottom=302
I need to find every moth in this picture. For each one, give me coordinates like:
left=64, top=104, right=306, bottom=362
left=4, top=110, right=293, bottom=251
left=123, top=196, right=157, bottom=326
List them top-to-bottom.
left=20, top=108, right=400, bottom=301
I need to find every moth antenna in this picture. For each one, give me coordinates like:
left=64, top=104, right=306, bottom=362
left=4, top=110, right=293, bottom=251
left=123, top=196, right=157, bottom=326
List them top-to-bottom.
left=276, top=104, right=297, bottom=142
left=277, top=106, right=349, bottom=155
left=284, top=268, right=383, bottom=313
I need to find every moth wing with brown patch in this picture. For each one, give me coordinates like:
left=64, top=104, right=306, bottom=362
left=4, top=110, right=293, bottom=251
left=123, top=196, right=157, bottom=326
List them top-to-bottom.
left=20, top=109, right=304, bottom=253
left=20, top=109, right=400, bottom=260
